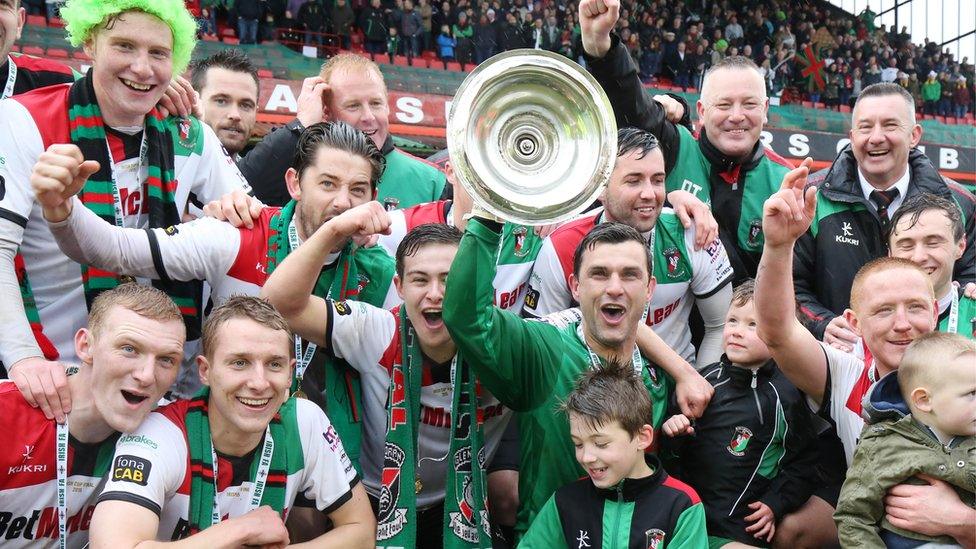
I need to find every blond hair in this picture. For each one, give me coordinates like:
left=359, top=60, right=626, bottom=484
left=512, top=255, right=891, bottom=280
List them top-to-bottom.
left=319, top=53, right=386, bottom=87
left=849, top=257, right=933, bottom=311
left=87, top=283, right=183, bottom=338
left=898, top=332, right=976, bottom=401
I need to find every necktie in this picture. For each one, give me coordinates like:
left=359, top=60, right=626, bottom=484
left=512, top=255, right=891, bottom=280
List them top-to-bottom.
left=870, top=188, right=900, bottom=232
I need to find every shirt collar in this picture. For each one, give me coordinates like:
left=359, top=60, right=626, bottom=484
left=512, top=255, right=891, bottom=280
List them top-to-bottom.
left=858, top=165, right=910, bottom=214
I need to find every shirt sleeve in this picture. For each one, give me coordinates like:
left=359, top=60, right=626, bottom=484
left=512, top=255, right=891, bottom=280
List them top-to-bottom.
left=0, top=100, right=42, bottom=226
left=0, top=101, right=45, bottom=365
left=187, top=123, right=253, bottom=204
left=48, top=200, right=240, bottom=282
left=687, top=230, right=734, bottom=299
left=522, top=238, right=572, bottom=318
left=326, top=299, right=397, bottom=374
left=821, top=342, right=862, bottom=419
left=295, top=398, right=360, bottom=514
left=98, top=413, right=187, bottom=517
left=517, top=494, right=568, bottom=549
left=667, top=502, right=709, bottom=549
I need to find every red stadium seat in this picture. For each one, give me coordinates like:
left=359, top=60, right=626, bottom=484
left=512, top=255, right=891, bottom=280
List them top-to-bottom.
left=26, top=15, right=46, bottom=27
left=48, top=18, right=65, bottom=28
left=223, top=37, right=239, bottom=45
left=22, top=46, right=44, bottom=57
left=46, top=48, right=69, bottom=58
left=72, top=50, right=91, bottom=61
left=393, top=55, right=411, bottom=66
left=445, top=61, right=462, bottom=71
left=257, top=68, right=273, bottom=79
left=801, top=101, right=814, bottom=108
left=839, top=105, right=851, bottom=113
left=935, top=116, right=947, bottom=124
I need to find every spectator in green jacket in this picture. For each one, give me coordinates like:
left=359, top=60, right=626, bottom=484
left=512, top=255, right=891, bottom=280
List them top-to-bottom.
left=921, top=70, right=941, bottom=115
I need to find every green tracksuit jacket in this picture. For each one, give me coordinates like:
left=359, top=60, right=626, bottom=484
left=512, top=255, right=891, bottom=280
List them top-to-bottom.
left=443, top=218, right=674, bottom=538
left=519, top=455, right=708, bottom=549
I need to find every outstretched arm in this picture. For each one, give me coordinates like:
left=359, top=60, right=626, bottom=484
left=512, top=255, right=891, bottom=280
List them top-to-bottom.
left=755, top=159, right=829, bottom=404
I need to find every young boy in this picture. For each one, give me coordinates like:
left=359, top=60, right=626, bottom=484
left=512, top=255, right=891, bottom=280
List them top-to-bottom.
left=660, top=280, right=820, bottom=548
left=834, top=332, right=976, bottom=548
left=518, top=360, right=707, bottom=548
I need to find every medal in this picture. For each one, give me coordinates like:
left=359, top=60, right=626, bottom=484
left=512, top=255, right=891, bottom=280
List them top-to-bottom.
left=292, top=389, right=307, bottom=399
left=415, top=477, right=423, bottom=493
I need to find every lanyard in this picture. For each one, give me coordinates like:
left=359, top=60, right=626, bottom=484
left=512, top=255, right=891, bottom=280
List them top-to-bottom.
left=2, top=55, right=16, bottom=100
left=104, top=131, right=149, bottom=227
left=287, top=219, right=331, bottom=388
left=946, top=286, right=960, bottom=334
left=576, top=323, right=645, bottom=376
left=55, top=419, right=69, bottom=549
left=208, top=425, right=274, bottom=526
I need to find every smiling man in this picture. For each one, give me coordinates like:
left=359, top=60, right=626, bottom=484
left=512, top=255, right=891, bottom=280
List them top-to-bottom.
left=0, top=0, right=251, bottom=422
left=579, top=0, right=793, bottom=285
left=189, top=50, right=259, bottom=159
left=244, top=54, right=446, bottom=210
left=792, top=83, right=975, bottom=345
left=34, top=121, right=399, bottom=469
left=524, top=128, right=733, bottom=368
left=755, top=159, right=975, bottom=548
left=888, top=193, right=974, bottom=337
left=264, top=211, right=507, bottom=548
left=443, top=216, right=678, bottom=539
left=0, top=284, right=185, bottom=548
left=89, top=296, right=374, bottom=547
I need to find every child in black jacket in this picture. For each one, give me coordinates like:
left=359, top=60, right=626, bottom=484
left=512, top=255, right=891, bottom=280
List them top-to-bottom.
left=662, top=280, right=821, bottom=548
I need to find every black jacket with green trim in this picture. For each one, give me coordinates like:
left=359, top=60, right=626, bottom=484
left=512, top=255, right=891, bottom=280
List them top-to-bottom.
left=585, top=36, right=793, bottom=286
left=793, top=146, right=976, bottom=338
left=660, top=358, right=820, bottom=546
left=518, top=455, right=708, bottom=549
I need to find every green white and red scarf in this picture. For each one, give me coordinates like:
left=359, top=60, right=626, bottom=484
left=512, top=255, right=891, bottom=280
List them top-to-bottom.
left=16, top=72, right=201, bottom=357
left=265, top=199, right=366, bottom=468
left=376, top=306, right=492, bottom=548
left=185, top=389, right=295, bottom=534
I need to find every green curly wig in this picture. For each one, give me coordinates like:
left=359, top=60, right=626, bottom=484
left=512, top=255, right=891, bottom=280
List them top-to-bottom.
left=60, top=0, right=198, bottom=75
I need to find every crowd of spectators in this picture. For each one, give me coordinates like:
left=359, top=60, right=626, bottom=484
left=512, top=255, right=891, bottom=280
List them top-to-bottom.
left=20, top=0, right=975, bottom=117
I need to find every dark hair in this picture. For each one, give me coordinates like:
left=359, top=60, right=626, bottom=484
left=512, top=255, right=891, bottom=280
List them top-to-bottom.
left=189, top=49, right=259, bottom=94
left=854, top=83, right=916, bottom=119
left=292, top=122, right=386, bottom=188
left=617, top=127, right=660, bottom=161
left=888, top=192, right=964, bottom=243
left=572, top=222, right=652, bottom=278
left=395, top=223, right=462, bottom=277
left=562, top=358, right=652, bottom=438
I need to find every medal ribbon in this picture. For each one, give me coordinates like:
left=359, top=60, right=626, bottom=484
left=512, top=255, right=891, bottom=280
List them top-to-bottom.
left=2, top=55, right=16, bottom=100
left=287, top=218, right=332, bottom=391
left=947, top=286, right=960, bottom=334
left=55, top=420, right=68, bottom=549
left=207, top=425, right=274, bottom=525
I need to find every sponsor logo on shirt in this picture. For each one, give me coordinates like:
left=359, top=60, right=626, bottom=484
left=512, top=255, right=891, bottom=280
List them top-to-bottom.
left=178, top=118, right=197, bottom=149
left=835, top=222, right=860, bottom=245
left=495, top=281, right=527, bottom=310
left=523, top=287, right=539, bottom=310
left=647, top=297, right=682, bottom=326
left=333, top=301, right=352, bottom=316
left=727, top=426, right=754, bottom=457
left=118, top=433, right=159, bottom=450
left=8, top=445, right=47, bottom=474
left=112, top=454, right=151, bottom=486
left=0, top=505, right=96, bottom=540
left=645, top=528, right=666, bottom=549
